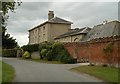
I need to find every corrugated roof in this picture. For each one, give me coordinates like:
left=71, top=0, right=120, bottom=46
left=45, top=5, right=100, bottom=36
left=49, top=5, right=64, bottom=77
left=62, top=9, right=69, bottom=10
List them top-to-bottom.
left=28, top=17, right=73, bottom=31
left=82, top=20, right=120, bottom=41
left=55, top=27, right=91, bottom=39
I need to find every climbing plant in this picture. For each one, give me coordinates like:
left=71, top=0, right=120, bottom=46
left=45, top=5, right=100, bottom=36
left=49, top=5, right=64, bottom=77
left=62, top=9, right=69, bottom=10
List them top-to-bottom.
left=103, top=42, right=114, bottom=66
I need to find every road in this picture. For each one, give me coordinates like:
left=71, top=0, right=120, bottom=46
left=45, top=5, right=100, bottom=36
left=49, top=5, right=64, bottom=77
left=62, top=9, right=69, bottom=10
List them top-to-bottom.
left=2, top=57, right=103, bottom=82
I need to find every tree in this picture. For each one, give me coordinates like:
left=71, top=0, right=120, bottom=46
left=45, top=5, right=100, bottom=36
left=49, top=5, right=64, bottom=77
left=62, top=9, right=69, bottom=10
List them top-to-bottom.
left=1, top=0, right=22, bottom=49
left=1, top=0, right=22, bottom=16
left=2, top=26, right=18, bottom=49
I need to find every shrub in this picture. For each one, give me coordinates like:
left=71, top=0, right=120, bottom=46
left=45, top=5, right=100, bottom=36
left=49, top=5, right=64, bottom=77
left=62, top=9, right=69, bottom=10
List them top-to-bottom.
left=38, top=42, right=73, bottom=64
left=39, top=42, right=52, bottom=59
left=39, top=42, right=52, bottom=51
left=52, top=42, right=64, bottom=60
left=52, top=43, right=73, bottom=63
left=2, top=49, right=17, bottom=57
left=40, top=49, right=47, bottom=59
left=58, top=49, right=72, bottom=63
left=46, top=50, right=54, bottom=61
left=22, top=51, right=30, bottom=59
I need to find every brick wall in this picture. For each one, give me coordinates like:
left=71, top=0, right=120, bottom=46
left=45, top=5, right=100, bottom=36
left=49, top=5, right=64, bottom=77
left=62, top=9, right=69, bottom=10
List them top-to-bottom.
left=64, top=36, right=120, bottom=67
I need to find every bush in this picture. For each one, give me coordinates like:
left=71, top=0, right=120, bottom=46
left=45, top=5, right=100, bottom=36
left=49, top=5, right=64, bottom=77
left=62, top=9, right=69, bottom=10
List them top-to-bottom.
left=38, top=42, right=73, bottom=64
left=39, top=42, right=52, bottom=59
left=52, top=42, right=64, bottom=60
left=51, top=43, right=73, bottom=63
left=2, top=49, right=17, bottom=57
left=40, top=49, right=47, bottom=59
left=58, top=49, right=72, bottom=63
left=46, top=50, right=53, bottom=61
left=22, top=51, right=30, bottom=59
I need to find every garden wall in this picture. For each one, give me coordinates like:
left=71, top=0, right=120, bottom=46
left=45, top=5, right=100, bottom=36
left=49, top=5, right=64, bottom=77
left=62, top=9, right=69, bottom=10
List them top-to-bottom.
left=64, top=36, right=120, bottom=67
left=31, top=51, right=40, bottom=59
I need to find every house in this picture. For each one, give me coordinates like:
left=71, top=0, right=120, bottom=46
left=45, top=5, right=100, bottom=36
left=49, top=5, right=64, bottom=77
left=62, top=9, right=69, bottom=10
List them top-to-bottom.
left=28, top=11, right=73, bottom=44
left=54, top=27, right=91, bottom=43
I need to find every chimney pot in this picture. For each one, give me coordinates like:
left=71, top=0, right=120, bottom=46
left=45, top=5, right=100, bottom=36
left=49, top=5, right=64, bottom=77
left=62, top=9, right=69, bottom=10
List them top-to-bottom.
left=48, top=11, right=54, bottom=20
left=103, top=20, right=108, bottom=24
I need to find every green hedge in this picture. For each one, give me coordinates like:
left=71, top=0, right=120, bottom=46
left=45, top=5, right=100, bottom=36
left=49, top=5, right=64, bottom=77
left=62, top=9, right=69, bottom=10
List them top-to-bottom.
left=21, top=42, right=75, bottom=64
left=21, top=44, right=39, bottom=53
left=2, top=49, right=17, bottom=57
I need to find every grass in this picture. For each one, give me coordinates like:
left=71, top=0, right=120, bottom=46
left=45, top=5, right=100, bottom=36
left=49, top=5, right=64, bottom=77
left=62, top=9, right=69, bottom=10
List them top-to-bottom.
left=19, top=58, right=62, bottom=64
left=0, top=61, right=2, bottom=83
left=2, top=61, right=15, bottom=82
left=71, top=65, right=119, bottom=83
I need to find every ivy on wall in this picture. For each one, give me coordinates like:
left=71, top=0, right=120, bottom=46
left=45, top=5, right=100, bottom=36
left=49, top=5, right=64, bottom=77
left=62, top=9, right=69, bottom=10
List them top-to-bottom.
left=103, top=42, right=114, bottom=66
left=103, top=42, right=114, bottom=56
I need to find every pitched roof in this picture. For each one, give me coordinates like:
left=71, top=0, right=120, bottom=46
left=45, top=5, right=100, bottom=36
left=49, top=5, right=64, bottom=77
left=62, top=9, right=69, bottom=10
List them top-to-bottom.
left=29, top=17, right=73, bottom=31
left=48, top=17, right=73, bottom=24
left=82, top=20, right=120, bottom=41
left=54, top=27, right=91, bottom=39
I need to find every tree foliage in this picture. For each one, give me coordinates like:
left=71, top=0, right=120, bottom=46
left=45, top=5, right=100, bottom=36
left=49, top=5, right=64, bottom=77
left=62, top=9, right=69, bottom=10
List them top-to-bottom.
left=1, top=0, right=22, bottom=49
left=1, top=0, right=22, bottom=15
left=2, top=26, right=18, bottom=49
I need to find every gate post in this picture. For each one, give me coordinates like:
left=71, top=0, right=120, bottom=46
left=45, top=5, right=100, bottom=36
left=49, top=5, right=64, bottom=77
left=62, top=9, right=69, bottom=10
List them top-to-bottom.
left=17, top=49, right=23, bottom=58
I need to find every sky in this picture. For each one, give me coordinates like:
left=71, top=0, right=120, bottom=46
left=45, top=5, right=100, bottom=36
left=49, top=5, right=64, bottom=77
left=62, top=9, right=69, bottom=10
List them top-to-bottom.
left=6, top=0, right=119, bottom=46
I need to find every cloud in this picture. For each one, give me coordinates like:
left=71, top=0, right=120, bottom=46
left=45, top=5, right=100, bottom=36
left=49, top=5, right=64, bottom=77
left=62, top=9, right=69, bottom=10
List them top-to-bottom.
left=6, top=2, right=118, bottom=46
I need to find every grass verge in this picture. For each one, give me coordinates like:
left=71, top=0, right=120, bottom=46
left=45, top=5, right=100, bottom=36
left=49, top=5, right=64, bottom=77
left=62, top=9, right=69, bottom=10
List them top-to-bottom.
left=19, top=58, right=62, bottom=64
left=0, top=61, right=2, bottom=83
left=2, top=61, right=15, bottom=82
left=71, top=66, right=119, bottom=83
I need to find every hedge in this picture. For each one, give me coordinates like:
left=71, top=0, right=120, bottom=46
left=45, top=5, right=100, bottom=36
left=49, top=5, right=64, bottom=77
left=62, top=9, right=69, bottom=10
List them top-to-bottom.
left=21, top=42, right=76, bottom=64
left=21, top=44, right=39, bottom=53
left=2, top=49, right=17, bottom=57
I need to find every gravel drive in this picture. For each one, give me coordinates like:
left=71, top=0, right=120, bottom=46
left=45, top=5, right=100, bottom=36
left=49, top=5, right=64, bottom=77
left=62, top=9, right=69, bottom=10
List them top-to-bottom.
left=2, top=57, right=103, bottom=82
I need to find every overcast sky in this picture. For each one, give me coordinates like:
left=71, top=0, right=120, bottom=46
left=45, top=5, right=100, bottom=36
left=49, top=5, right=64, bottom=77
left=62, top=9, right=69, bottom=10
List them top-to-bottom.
left=6, top=1, right=118, bottom=46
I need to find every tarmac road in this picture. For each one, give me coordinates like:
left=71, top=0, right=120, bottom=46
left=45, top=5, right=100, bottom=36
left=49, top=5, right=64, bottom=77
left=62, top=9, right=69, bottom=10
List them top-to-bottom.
left=2, top=57, right=103, bottom=82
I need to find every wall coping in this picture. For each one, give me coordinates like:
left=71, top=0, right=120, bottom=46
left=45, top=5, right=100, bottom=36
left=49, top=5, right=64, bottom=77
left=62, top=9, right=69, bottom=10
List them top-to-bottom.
left=63, top=36, right=120, bottom=45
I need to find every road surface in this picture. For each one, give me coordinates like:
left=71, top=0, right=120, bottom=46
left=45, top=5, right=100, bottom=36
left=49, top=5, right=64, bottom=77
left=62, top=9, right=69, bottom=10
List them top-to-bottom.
left=2, top=57, right=103, bottom=82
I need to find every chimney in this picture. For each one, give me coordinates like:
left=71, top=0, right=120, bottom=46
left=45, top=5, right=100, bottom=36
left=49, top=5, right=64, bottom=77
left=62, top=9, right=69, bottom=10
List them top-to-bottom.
left=48, top=11, right=54, bottom=20
left=103, top=20, right=108, bottom=24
